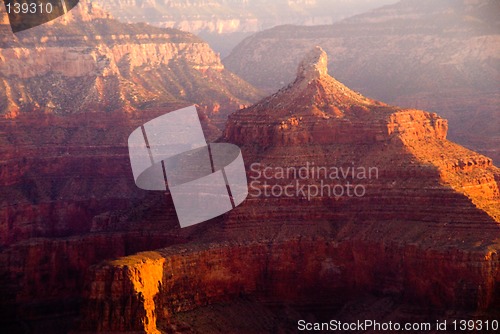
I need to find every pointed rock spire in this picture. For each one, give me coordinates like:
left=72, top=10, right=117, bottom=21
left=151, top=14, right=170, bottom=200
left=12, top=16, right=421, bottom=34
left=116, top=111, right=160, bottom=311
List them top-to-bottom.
left=296, top=46, right=329, bottom=81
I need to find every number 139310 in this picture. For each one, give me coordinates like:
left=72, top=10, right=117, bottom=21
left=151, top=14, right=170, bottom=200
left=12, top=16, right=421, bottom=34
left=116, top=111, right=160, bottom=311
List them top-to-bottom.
left=6, top=1, right=54, bottom=14
left=452, top=320, right=498, bottom=331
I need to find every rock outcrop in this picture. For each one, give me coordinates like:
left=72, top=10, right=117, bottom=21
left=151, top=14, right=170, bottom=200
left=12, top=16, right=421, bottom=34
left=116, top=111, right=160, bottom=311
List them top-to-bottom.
left=223, top=0, right=500, bottom=163
left=0, top=1, right=260, bottom=121
left=226, top=47, right=448, bottom=149
left=78, top=48, right=500, bottom=333
left=81, top=238, right=500, bottom=333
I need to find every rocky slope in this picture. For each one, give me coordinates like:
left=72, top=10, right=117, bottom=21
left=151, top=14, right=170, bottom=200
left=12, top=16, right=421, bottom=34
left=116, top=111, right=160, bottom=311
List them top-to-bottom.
left=0, top=0, right=261, bottom=248
left=224, top=0, right=500, bottom=163
left=0, top=1, right=261, bottom=125
left=0, top=2, right=262, bottom=332
left=79, top=48, right=500, bottom=333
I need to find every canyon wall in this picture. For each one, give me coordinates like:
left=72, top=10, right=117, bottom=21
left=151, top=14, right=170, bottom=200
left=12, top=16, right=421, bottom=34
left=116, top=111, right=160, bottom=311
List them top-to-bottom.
left=0, top=0, right=260, bottom=248
left=92, top=0, right=397, bottom=56
left=0, top=2, right=261, bottom=332
left=0, top=2, right=260, bottom=120
left=78, top=48, right=500, bottom=333
left=80, top=235, right=500, bottom=333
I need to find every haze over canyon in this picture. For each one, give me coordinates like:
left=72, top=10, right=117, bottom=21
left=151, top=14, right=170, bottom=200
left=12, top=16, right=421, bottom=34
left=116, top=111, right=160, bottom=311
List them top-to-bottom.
left=0, top=0, right=498, bottom=333
left=92, top=0, right=398, bottom=55
left=224, top=0, right=500, bottom=164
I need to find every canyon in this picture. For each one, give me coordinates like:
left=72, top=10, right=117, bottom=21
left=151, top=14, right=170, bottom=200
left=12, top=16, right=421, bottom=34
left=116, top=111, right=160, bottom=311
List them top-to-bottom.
left=223, top=0, right=500, bottom=164
left=0, top=1, right=498, bottom=332
left=0, top=2, right=261, bottom=332
left=78, top=47, right=500, bottom=333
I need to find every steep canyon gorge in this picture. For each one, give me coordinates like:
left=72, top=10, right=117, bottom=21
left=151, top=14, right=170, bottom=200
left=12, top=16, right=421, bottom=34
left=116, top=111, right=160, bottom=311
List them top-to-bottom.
left=0, top=1, right=498, bottom=333
left=0, top=2, right=260, bottom=332
left=78, top=48, right=500, bottom=333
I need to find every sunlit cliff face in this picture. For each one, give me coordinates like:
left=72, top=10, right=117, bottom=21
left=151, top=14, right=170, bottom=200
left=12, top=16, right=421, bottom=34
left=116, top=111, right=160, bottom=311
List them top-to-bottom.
left=0, top=1, right=260, bottom=120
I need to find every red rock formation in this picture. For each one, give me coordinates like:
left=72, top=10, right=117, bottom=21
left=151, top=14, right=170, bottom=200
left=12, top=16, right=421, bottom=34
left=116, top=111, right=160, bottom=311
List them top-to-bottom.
left=223, top=0, right=500, bottom=163
left=0, top=1, right=261, bottom=120
left=0, top=3, right=262, bottom=331
left=226, top=47, right=448, bottom=149
left=78, top=48, right=500, bottom=333
left=81, top=237, right=500, bottom=333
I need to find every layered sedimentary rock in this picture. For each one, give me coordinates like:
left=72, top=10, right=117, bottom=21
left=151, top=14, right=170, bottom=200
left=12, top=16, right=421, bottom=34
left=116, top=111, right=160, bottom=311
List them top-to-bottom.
left=0, top=0, right=261, bottom=246
left=0, top=0, right=260, bottom=249
left=224, top=0, right=500, bottom=163
left=0, top=1, right=260, bottom=122
left=0, top=2, right=261, bottom=332
left=226, top=47, right=448, bottom=149
left=79, top=48, right=500, bottom=333
left=82, top=238, right=500, bottom=333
